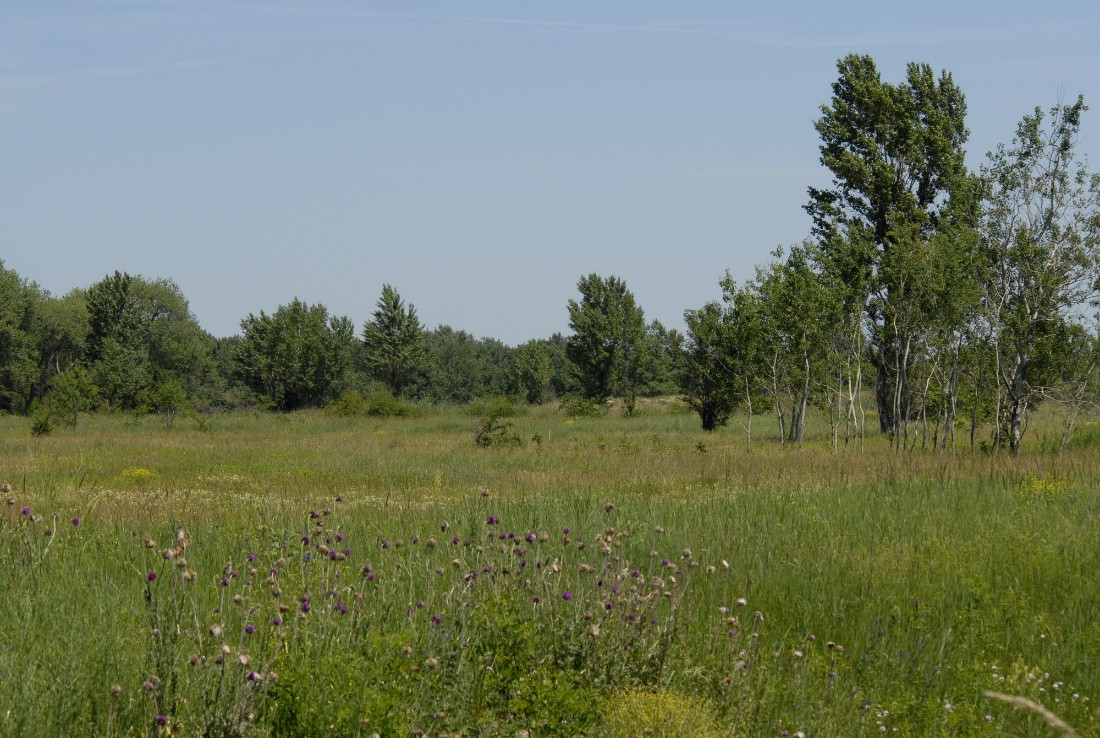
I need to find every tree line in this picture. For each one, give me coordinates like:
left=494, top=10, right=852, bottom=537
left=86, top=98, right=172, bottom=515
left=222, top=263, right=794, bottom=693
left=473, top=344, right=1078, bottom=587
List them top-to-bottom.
left=2, top=54, right=1097, bottom=452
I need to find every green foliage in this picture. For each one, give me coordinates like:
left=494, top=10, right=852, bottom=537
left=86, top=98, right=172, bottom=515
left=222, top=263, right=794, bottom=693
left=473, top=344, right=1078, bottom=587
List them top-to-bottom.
left=807, top=55, right=981, bottom=434
left=983, top=95, right=1100, bottom=452
left=0, top=261, right=41, bottom=414
left=81, top=272, right=217, bottom=411
left=566, top=273, right=646, bottom=406
left=362, top=284, right=428, bottom=398
left=236, top=299, right=355, bottom=411
left=680, top=302, right=739, bottom=431
left=416, top=325, right=511, bottom=404
left=510, top=340, right=554, bottom=404
left=46, top=365, right=99, bottom=426
left=141, top=375, right=192, bottom=428
left=325, top=386, right=417, bottom=417
left=558, top=394, right=605, bottom=417
left=466, top=395, right=522, bottom=419
left=472, top=398, right=523, bottom=447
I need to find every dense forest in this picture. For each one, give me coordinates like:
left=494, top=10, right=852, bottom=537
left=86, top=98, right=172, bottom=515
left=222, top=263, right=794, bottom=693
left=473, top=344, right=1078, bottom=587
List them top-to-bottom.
left=2, top=55, right=1098, bottom=452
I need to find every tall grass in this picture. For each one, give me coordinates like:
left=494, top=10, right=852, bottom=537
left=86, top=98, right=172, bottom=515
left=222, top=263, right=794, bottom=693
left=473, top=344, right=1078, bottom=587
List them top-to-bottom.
left=0, top=403, right=1097, bottom=735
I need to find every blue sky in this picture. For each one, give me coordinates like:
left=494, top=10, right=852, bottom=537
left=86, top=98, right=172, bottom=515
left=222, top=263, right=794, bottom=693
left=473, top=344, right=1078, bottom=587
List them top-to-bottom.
left=3, top=1, right=1099, bottom=343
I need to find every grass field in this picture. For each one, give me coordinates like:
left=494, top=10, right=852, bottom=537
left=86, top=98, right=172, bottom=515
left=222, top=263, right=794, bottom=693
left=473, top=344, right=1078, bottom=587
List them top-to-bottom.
left=1, top=402, right=1098, bottom=736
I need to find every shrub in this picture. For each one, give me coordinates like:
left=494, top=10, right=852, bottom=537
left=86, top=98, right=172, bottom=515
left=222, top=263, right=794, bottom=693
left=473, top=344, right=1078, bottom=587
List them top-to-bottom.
left=325, top=387, right=416, bottom=418
left=466, top=395, right=523, bottom=419
left=559, top=395, right=605, bottom=418
left=473, top=413, right=522, bottom=448
left=601, top=688, right=722, bottom=737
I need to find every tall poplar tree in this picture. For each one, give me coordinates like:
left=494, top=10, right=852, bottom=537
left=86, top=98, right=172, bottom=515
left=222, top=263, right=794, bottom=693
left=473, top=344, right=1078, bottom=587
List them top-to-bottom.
left=806, top=54, right=981, bottom=433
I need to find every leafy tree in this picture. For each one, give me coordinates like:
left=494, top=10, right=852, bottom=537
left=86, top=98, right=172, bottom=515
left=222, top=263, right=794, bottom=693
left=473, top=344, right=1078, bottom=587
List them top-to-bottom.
left=807, top=54, right=981, bottom=433
left=982, top=96, right=1100, bottom=452
left=0, top=261, right=40, bottom=413
left=83, top=272, right=217, bottom=410
left=566, top=274, right=646, bottom=407
left=718, top=277, right=771, bottom=450
left=362, top=285, right=427, bottom=398
left=29, top=291, right=88, bottom=408
left=236, top=299, right=355, bottom=411
left=680, top=302, right=738, bottom=431
left=635, top=320, right=684, bottom=398
left=415, top=326, right=510, bottom=404
left=510, top=340, right=554, bottom=404
left=44, top=365, right=99, bottom=426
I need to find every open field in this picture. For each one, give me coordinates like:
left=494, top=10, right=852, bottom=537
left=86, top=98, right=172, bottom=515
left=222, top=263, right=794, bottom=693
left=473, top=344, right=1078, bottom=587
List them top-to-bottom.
left=1, top=404, right=1098, bottom=736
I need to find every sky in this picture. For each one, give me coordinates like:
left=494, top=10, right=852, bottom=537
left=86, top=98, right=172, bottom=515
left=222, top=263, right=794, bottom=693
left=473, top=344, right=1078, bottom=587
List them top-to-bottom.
left=3, top=1, right=1099, bottom=344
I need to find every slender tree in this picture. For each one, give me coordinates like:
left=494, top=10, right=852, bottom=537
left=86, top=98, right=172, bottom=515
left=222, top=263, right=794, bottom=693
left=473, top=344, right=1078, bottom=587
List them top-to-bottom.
left=982, top=96, right=1100, bottom=452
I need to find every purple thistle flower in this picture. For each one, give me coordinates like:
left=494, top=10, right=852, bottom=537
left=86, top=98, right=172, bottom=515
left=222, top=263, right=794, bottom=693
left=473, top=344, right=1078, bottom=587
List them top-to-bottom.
left=335, top=495, right=343, bottom=503
left=21, top=507, right=30, bottom=516
left=309, top=511, right=319, bottom=519
left=487, top=515, right=498, bottom=525
left=71, top=517, right=81, bottom=526
left=562, top=526, right=570, bottom=534
left=44, top=529, right=52, bottom=537
left=507, top=531, right=516, bottom=539
left=335, top=532, right=345, bottom=542
left=525, top=532, right=536, bottom=543
left=301, top=535, right=311, bottom=545
left=450, top=535, right=459, bottom=545
left=381, top=540, right=390, bottom=549
left=342, top=548, right=351, bottom=556
left=247, top=552, right=257, bottom=562
left=520, top=558, right=527, bottom=568
left=147, top=572, right=157, bottom=582
left=220, top=578, right=231, bottom=587
left=597, top=579, right=604, bottom=587
left=611, top=585, right=619, bottom=594
left=563, top=591, right=573, bottom=601
left=300, top=594, right=310, bottom=603
left=533, top=596, right=541, bottom=604
left=335, top=601, right=347, bottom=615
left=605, top=601, right=614, bottom=611
left=301, top=602, right=310, bottom=613
left=626, top=612, right=637, bottom=622
left=431, top=614, right=442, bottom=624
left=272, top=616, right=283, bottom=626
left=245, top=623, right=255, bottom=635
left=247, top=671, right=260, bottom=682
left=155, top=715, right=167, bottom=726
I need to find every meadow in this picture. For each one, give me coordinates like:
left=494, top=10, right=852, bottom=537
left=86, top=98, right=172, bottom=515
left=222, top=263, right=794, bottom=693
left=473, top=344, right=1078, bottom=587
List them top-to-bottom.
left=1, top=402, right=1098, bottom=736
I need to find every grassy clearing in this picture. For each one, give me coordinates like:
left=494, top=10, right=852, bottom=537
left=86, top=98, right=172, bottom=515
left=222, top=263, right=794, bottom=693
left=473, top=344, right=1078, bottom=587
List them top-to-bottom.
left=1, top=404, right=1097, bottom=735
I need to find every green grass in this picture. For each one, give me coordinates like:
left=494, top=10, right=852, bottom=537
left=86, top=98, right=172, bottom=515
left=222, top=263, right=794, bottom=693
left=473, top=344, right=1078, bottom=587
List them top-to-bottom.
left=1, top=403, right=1097, bottom=735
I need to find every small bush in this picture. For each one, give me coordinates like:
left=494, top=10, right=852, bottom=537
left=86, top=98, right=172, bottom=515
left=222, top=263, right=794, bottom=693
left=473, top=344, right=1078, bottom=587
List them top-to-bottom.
left=326, top=388, right=416, bottom=418
left=466, top=395, right=523, bottom=418
left=559, top=395, right=605, bottom=417
left=30, top=409, right=54, bottom=436
left=473, top=414, right=522, bottom=448
left=601, top=688, right=721, bottom=738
